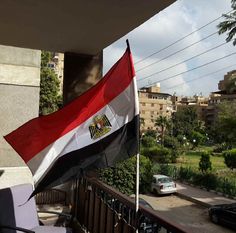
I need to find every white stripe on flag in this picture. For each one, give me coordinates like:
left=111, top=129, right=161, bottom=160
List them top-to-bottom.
left=29, top=77, right=139, bottom=184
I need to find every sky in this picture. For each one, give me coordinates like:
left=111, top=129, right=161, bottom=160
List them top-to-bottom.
left=103, top=0, right=235, bottom=96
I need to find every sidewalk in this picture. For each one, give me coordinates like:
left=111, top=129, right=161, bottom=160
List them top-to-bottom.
left=176, top=182, right=236, bottom=208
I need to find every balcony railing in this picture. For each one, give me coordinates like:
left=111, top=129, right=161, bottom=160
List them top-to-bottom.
left=72, top=177, right=189, bottom=233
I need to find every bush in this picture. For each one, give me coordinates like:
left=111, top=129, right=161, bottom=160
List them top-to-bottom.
left=144, top=130, right=156, bottom=138
left=189, top=131, right=206, bottom=147
left=163, top=135, right=180, bottom=149
left=141, top=136, right=156, bottom=148
left=213, top=143, right=231, bottom=153
left=142, top=146, right=171, bottom=164
left=223, top=149, right=236, bottom=170
left=199, top=152, right=212, bottom=173
left=100, top=155, right=153, bottom=195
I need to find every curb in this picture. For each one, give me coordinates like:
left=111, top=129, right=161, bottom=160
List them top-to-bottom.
left=175, top=192, right=212, bottom=208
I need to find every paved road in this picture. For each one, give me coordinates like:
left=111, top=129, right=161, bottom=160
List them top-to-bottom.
left=140, top=194, right=234, bottom=233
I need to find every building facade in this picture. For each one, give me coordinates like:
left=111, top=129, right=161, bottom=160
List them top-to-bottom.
left=139, top=84, right=173, bottom=131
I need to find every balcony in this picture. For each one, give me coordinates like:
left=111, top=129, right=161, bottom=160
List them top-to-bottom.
left=37, top=177, right=188, bottom=233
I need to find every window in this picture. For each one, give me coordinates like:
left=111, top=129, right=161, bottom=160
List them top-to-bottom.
left=142, top=103, right=146, bottom=106
left=151, top=103, right=155, bottom=107
left=160, top=104, right=163, bottom=110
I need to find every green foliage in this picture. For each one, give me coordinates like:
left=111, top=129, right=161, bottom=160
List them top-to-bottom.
left=218, top=0, right=236, bottom=46
left=39, top=51, right=62, bottom=115
left=213, top=101, right=236, bottom=145
left=172, top=106, right=199, bottom=138
left=155, top=116, right=170, bottom=145
left=144, top=130, right=156, bottom=138
left=189, top=131, right=206, bottom=147
left=164, top=135, right=180, bottom=149
left=141, top=136, right=156, bottom=148
left=213, top=143, right=231, bottom=153
left=142, top=146, right=171, bottom=164
left=223, top=149, right=236, bottom=170
left=199, top=152, right=212, bottom=173
left=100, top=155, right=153, bottom=195
left=154, top=164, right=236, bottom=196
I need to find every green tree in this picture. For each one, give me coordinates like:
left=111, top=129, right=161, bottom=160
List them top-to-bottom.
left=218, top=0, right=236, bottom=46
left=39, top=51, right=62, bottom=115
left=213, top=101, right=236, bottom=146
left=172, top=106, right=200, bottom=137
left=155, top=116, right=170, bottom=145
left=199, top=152, right=212, bottom=173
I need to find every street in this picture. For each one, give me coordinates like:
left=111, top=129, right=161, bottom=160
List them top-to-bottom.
left=140, top=194, right=235, bottom=233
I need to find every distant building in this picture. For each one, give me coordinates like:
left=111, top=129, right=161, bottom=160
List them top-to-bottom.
left=205, top=70, right=236, bottom=126
left=139, top=83, right=173, bottom=131
left=172, top=94, right=209, bottom=122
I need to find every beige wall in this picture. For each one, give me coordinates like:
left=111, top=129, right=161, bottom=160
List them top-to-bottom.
left=0, top=45, right=40, bottom=168
left=139, top=91, right=172, bottom=131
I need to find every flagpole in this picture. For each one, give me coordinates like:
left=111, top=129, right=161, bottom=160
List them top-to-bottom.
left=126, top=39, right=140, bottom=232
left=135, top=152, right=140, bottom=232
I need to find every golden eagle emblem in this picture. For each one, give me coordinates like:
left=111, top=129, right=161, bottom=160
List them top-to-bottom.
left=89, top=114, right=112, bottom=139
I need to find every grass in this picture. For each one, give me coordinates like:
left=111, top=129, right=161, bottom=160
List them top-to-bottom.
left=177, top=149, right=227, bottom=171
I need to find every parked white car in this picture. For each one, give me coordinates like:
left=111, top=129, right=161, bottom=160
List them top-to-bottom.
left=151, top=175, right=177, bottom=195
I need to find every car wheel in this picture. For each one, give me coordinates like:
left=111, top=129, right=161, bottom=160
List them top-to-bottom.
left=211, top=214, right=219, bottom=224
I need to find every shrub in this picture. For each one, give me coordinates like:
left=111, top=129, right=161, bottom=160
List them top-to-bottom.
left=144, top=130, right=156, bottom=138
left=189, top=131, right=206, bottom=147
left=164, top=135, right=180, bottom=149
left=141, top=136, right=156, bottom=148
left=213, top=143, right=230, bottom=153
left=142, top=146, right=171, bottom=164
left=223, top=149, right=236, bottom=170
left=199, top=152, right=212, bottom=173
left=100, top=155, right=153, bottom=195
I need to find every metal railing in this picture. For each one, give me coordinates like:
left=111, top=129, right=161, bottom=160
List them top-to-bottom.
left=73, top=177, right=189, bottom=233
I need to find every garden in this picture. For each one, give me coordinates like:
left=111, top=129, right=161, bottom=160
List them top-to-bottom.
left=100, top=102, right=236, bottom=198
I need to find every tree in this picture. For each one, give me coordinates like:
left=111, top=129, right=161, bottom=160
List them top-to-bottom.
left=218, top=0, right=236, bottom=46
left=39, top=51, right=62, bottom=115
left=213, top=101, right=236, bottom=146
left=172, top=106, right=200, bottom=137
left=155, top=116, right=170, bottom=145
left=199, top=152, right=212, bottom=173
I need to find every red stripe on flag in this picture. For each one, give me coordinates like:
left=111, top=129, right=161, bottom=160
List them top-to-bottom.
left=4, top=49, right=135, bottom=162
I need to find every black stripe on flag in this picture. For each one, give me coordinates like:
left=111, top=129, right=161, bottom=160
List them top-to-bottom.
left=32, top=115, right=139, bottom=195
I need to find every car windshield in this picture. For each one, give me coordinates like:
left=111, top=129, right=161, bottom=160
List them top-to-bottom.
left=158, top=177, right=173, bottom=183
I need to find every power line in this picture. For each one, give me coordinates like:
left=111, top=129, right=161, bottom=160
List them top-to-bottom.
left=135, top=9, right=233, bottom=65
left=136, top=31, right=218, bottom=73
left=137, top=41, right=227, bottom=82
left=139, top=52, right=236, bottom=88
left=162, top=63, right=236, bottom=91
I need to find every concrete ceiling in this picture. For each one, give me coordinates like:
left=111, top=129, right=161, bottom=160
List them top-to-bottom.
left=0, top=0, right=175, bottom=54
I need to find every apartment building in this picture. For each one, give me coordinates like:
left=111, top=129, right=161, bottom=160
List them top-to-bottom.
left=205, top=70, right=236, bottom=126
left=139, top=84, right=173, bottom=131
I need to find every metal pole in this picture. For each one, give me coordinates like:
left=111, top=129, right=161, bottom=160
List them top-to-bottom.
left=135, top=153, right=140, bottom=233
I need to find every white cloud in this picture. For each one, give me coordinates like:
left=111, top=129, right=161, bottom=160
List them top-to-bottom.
left=103, top=0, right=234, bottom=96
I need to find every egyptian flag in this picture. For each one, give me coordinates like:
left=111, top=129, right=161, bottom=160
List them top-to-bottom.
left=4, top=45, right=139, bottom=195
